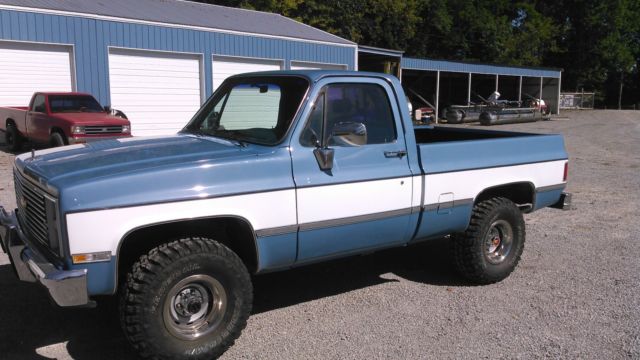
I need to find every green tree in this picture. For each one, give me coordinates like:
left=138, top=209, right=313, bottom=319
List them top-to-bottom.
left=538, top=0, right=640, bottom=107
left=599, top=0, right=638, bottom=108
left=498, top=3, right=558, bottom=66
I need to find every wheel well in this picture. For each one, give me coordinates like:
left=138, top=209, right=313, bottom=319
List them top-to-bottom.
left=50, top=127, right=68, bottom=144
left=474, top=182, right=535, bottom=211
left=116, top=217, right=258, bottom=287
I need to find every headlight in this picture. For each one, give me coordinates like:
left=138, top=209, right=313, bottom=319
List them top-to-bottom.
left=71, top=125, right=85, bottom=135
left=122, top=125, right=131, bottom=134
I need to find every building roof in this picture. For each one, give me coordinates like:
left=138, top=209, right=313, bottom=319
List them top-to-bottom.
left=0, top=0, right=355, bottom=46
left=358, top=45, right=404, bottom=57
left=402, top=57, right=562, bottom=78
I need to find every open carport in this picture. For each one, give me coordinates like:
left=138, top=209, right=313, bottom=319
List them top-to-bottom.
left=401, top=57, right=563, bottom=122
left=401, top=69, right=438, bottom=110
left=436, top=72, right=469, bottom=115
left=471, top=73, right=497, bottom=104
left=497, top=75, right=521, bottom=102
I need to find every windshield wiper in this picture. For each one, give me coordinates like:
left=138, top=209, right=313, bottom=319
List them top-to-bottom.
left=184, top=128, right=247, bottom=147
left=184, top=128, right=209, bottom=137
left=212, top=129, right=248, bottom=147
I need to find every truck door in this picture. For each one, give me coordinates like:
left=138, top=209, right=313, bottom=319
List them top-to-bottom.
left=291, top=78, right=414, bottom=262
left=27, top=94, right=49, bottom=142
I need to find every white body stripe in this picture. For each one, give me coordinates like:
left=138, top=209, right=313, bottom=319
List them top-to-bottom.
left=424, top=160, right=566, bottom=205
left=65, top=161, right=565, bottom=256
left=412, top=175, right=423, bottom=209
left=296, top=177, right=414, bottom=224
left=66, top=189, right=296, bottom=255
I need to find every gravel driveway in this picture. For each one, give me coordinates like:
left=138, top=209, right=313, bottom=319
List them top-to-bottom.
left=0, top=110, right=638, bottom=359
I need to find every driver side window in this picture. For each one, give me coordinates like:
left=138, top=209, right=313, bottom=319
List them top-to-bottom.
left=300, top=83, right=397, bottom=147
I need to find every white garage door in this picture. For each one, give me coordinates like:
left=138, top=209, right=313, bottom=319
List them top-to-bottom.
left=0, top=41, right=74, bottom=106
left=109, top=49, right=203, bottom=137
left=212, top=56, right=282, bottom=91
left=290, top=61, right=347, bottom=70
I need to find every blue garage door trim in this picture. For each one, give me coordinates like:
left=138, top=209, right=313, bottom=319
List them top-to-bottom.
left=0, top=9, right=357, bottom=106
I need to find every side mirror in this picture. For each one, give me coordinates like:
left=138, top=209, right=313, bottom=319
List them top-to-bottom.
left=104, top=105, right=111, bottom=113
left=312, top=122, right=366, bottom=171
left=330, top=122, right=367, bottom=147
left=313, top=148, right=334, bottom=171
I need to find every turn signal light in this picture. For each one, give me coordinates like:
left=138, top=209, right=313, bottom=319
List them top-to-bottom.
left=563, top=162, right=569, bottom=182
left=72, top=251, right=111, bottom=264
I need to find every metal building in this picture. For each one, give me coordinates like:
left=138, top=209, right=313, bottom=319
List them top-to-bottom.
left=0, top=0, right=356, bottom=136
left=401, top=57, right=563, bottom=118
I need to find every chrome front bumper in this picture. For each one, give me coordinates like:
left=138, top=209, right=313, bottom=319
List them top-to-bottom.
left=67, top=135, right=131, bottom=144
left=0, top=207, right=90, bottom=307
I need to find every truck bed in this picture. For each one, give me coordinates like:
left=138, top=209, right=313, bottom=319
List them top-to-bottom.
left=0, top=106, right=28, bottom=131
left=412, top=125, right=568, bottom=240
left=414, top=126, right=534, bottom=143
left=415, top=126, right=567, bottom=173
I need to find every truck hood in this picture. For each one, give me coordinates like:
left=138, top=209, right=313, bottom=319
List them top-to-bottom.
left=50, top=112, right=130, bottom=125
left=15, top=134, right=286, bottom=211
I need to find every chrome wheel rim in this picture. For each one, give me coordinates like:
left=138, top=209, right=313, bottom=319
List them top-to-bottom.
left=484, top=219, right=513, bottom=264
left=163, top=274, right=227, bottom=340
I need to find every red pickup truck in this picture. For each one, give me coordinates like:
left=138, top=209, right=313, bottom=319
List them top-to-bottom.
left=0, top=92, right=131, bottom=151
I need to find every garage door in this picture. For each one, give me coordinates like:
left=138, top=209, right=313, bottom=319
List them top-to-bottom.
left=0, top=41, right=74, bottom=106
left=109, top=49, right=203, bottom=137
left=212, top=56, right=282, bottom=91
left=290, top=61, right=347, bottom=71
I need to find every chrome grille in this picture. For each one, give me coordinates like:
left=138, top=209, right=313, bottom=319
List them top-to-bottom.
left=84, top=125, right=123, bottom=135
left=14, top=171, right=54, bottom=250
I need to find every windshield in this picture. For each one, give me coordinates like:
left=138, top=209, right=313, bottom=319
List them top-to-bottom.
left=182, top=76, right=309, bottom=145
left=49, top=95, right=104, bottom=113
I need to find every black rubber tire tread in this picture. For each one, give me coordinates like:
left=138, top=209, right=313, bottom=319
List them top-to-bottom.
left=446, top=110, right=463, bottom=124
left=479, top=113, right=493, bottom=126
left=5, top=123, right=22, bottom=152
left=50, top=132, right=66, bottom=147
left=452, top=197, right=525, bottom=284
left=120, top=237, right=253, bottom=360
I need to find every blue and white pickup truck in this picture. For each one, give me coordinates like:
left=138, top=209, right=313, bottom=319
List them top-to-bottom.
left=0, top=71, right=571, bottom=359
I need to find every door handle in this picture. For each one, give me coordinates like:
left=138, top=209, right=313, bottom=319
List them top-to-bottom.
left=384, top=150, right=407, bottom=158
